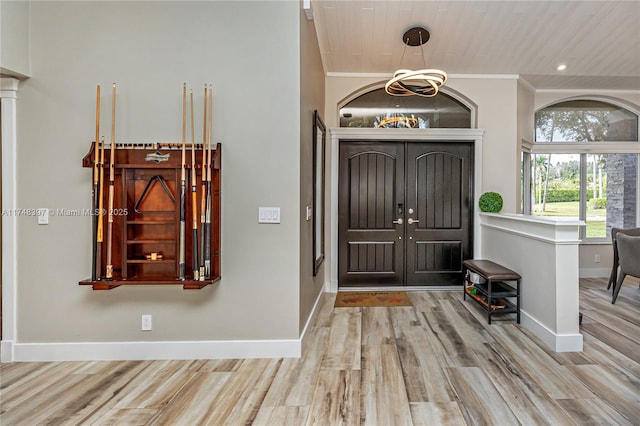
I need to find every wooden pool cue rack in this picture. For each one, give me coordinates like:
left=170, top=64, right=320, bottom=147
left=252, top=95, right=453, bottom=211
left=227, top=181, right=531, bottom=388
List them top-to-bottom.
left=79, top=141, right=221, bottom=290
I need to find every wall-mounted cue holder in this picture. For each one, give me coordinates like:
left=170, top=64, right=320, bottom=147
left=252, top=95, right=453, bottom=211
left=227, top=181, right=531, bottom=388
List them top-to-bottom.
left=79, top=142, right=222, bottom=290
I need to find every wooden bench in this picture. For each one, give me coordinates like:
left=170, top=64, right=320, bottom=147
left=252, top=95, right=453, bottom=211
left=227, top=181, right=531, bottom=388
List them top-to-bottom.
left=462, top=259, right=521, bottom=324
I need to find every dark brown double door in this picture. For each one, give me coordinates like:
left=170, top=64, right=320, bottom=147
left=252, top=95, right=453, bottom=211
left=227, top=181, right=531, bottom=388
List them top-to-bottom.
left=338, top=141, right=473, bottom=287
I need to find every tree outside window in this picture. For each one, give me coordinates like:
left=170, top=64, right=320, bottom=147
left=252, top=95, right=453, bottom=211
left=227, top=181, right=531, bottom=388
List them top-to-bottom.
left=530, top=100, right=638, bottom=240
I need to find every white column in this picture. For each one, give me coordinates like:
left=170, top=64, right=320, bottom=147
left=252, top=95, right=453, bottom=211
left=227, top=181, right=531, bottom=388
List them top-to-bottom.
left=1, top=77, right=20, bottom=362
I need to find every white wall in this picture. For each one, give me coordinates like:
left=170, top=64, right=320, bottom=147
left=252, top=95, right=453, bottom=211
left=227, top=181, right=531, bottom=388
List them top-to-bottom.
left=0, top=0, right=30, bottom=78
left=13, top=1, right=302, bottom=353
left=535, top=91, right=640, bottom=112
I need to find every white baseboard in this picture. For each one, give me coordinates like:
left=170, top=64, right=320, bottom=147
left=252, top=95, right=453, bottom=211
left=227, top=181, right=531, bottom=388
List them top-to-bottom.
left=579, top=267, right=610, bottom=278
left=300, top=288, right=325, bottom=352
left=1, top=290, right=330, bottom=363
left=521, top=310, right=583, bottom=352
left=4, top=338, right=301, bottom=362
left=1, top=340, right=14, bottom=363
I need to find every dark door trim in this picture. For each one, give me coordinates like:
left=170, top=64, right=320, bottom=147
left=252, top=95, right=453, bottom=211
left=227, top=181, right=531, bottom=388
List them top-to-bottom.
left=328, top=128, right=485, bottom=292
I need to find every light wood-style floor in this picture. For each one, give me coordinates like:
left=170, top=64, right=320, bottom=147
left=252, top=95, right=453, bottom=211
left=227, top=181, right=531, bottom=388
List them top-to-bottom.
left=1, top=278, right=639, bottom=425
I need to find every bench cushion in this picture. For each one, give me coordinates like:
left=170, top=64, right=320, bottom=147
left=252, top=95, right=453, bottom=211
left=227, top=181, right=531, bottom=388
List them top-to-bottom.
left=463, top=259, right=521, bottom=280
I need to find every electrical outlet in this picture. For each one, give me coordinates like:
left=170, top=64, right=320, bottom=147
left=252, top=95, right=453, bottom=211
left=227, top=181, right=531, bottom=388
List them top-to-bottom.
left=37, top=208, right=49, bottom=225
left=594, top=254, right=601, bottom=263
left=141, top=314, right=152, bottom=331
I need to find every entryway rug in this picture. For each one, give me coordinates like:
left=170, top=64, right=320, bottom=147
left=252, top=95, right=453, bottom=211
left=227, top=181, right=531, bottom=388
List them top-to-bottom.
left=334, top=291, right=413, bottom=307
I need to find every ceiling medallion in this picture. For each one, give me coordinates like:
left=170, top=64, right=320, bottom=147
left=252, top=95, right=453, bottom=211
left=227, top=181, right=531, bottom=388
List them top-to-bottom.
left=385, top=26, right=447, bottom=98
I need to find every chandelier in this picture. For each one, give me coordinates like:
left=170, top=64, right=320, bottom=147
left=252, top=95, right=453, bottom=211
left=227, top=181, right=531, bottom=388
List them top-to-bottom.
left=385, top=26, right=447, bottom=98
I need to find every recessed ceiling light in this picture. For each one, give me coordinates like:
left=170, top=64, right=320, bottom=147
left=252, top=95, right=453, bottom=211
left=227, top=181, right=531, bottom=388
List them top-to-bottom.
left=557, top=64, right=567, bottom=71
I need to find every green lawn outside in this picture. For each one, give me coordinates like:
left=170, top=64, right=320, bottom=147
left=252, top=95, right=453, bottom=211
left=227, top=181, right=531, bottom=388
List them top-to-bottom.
left=533, top=201, right=607, bottom=238
left=533, top=201, right=606, bottom=217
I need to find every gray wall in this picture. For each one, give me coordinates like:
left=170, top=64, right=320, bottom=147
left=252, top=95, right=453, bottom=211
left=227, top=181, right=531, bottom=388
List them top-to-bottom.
left=0, top=0, right=31, bottom=77
left=16, top=1, right=304, bottom=343
left=299, top=7, right=325, bottom=333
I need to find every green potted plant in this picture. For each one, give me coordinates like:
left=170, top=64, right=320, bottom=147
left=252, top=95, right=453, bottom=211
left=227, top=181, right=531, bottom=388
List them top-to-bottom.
left=478, top=191, right=503, bottom=213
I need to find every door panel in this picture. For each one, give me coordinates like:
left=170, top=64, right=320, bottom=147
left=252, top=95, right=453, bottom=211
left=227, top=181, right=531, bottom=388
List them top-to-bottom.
left=338, top=141, right=473, bottom=287
left=339, top=142, right=404, bottom=285
left=406, top=143, right=473, bottom=285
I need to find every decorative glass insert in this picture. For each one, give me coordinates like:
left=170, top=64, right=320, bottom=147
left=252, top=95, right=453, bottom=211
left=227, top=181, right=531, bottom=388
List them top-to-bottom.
left=339, top=88, right=471, bottom=128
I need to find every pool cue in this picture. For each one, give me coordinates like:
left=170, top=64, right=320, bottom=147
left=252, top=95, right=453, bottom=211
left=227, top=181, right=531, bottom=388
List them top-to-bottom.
left=105, top=83, right=116, bottom=281
left=178, top=83, right=187, bottom=281
left=204, top=84, right=212, bottom=279
left=92, top=85, right=101, bottom=281
left=199, top=85, right=207, bottom=280
left=190, top=89, right=199, bottom=281
left=98, top=136, right=105, bottom=278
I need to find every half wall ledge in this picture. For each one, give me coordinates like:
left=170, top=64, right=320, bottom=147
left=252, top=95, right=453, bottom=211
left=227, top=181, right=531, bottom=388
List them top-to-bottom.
left=479, top=212, right=584, bottom=352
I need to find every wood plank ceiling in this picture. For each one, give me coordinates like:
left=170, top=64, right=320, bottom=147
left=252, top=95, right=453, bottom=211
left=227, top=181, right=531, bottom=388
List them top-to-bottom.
left=311, top=0, right=640, bottom=90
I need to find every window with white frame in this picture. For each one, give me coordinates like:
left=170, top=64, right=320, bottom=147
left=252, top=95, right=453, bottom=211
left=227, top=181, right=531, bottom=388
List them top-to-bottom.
left=523, top=99, right=639, bottom=241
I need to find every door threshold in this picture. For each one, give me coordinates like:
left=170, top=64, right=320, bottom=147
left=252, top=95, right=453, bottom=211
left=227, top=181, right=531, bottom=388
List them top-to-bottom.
left=338, top=286, right=462, bottom=292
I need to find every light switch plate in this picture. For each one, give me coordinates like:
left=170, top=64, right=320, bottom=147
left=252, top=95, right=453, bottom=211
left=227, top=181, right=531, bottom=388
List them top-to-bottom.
left=306, top=206, right=312, bottom=221
left=259, top=207, right=280, bottom=224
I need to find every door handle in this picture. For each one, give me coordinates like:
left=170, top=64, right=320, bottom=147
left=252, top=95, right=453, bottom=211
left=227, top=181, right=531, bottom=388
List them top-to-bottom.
left=393, top=218, right=403, bottom=225
left=407, top=218, right=419, bottom=225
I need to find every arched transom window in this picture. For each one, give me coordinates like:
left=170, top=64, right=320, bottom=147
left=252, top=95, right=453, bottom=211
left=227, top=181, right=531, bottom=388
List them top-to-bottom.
left=339, top=88, right=471, bottom=129
left=523, top=99, right=639, bottom=240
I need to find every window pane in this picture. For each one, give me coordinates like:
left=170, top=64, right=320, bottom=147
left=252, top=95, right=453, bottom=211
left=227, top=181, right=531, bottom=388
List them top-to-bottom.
left=340, top=88, right=471, bottom=128
left=535, top=100, right=638, bottom=142
left=531, top=154, right=580, bottom=220
left=586, top=154, right=606, bottom=238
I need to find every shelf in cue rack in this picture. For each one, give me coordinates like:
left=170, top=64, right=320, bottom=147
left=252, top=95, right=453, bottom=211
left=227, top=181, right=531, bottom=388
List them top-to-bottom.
left=127, top=221, right=175, bottom=225
left=126, top=239, right=174, bottom=244
left=79, top=277, right=220, bottom=290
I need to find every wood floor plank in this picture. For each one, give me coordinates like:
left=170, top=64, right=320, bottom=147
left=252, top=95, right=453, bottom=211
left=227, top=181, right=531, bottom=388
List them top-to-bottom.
left=1, top=278, right=638, bottom=425
left=311, top=293, right=338, bottom=329
left=321, top=307, right=361, bottom=370
left=361, top=307, right=395, bottom=346
left=420, top=310, right=479, bottom=367
left=580, top=322, right=640, bottom=365
left=490, top=324, right=595, bottom=400
left=393, top=325, right=457, bottom=403
left=260, top=327, right=329, bottom=407
left=580, top=331, right=640, bottom=380
left=475, top=342, right=576, bottom=425
left=360, top=344, right=413, bottom=426
left=189, top=358, right=243, bottom=373
left=195, top=358, right=281, bottom=425
left=100, top=359, right=202, bottom=411
left=0, top=361, right=86, bottom=409
left=0, top=361, right=58, bottom=390
left=1, top=361, right=147, bottom=426
left=46, top=361, right=151, bottom=426
left=566, top=364, right=640, bottom=424
left=447, top=366, right=520, bottom=425
left=306, top=370, right=360, bottom=425
left=143, top=372, right=231, bottom=425
left=555, top=398, right=635, bottom=426
left=409, top=402, right=466, bottom=426
left=252, top=406, right=310, bottom=426
left=90, top=408, right=158, bottom=425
